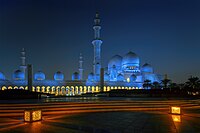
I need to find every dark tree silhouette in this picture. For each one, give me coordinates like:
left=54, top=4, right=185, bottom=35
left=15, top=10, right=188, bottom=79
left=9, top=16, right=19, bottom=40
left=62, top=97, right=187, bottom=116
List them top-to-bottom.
left=185, top=76, right=200, bottom=90
left=161, top=78, right=171, bottom=88
left=143, top=79, right=152, bottom=89
left=152, top=81, right=160, bottom=89
left=169, top=82, right=178, bottom=88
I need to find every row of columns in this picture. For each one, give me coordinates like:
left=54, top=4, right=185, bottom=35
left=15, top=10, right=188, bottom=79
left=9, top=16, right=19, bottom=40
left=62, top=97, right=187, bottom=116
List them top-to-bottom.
left=0, top=86, right=142, bottom=96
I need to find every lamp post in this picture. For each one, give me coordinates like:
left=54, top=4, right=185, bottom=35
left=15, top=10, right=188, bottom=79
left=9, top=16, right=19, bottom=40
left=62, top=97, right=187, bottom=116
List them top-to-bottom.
left=27, top=64, right=33, bottom=92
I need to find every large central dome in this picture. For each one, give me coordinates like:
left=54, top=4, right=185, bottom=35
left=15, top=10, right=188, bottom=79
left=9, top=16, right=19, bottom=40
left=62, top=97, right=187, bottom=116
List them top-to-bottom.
left=122, top=51, right=139, bottom=65
left=108, top=55, right=122, bottom=68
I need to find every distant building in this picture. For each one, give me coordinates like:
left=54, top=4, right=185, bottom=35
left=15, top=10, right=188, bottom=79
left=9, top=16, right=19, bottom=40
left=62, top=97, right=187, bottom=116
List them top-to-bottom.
left=0, top=13, right=163, bottom=95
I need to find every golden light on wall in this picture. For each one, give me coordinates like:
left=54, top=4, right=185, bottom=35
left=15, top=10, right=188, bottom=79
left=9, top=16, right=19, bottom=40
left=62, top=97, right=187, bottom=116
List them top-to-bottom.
left=127, top=78, right=130, bottom=83
left=170, top=106, right=181, bottom=115
left=24, top=109, right=42, bottom=122
left=172, top=115, right=181, bottom=122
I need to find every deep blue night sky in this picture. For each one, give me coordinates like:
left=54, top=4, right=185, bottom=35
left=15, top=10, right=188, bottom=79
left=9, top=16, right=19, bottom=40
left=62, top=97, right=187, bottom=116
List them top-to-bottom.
left=0, top=0, right=200, bottom=83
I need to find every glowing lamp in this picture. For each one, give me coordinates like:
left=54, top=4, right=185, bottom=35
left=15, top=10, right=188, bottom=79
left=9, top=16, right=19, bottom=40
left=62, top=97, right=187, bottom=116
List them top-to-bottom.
left=170, top=106, right=181, bottom=115
left=24, top=109, right=42, bottom=122
left=172, top=115, right=181, bottom=122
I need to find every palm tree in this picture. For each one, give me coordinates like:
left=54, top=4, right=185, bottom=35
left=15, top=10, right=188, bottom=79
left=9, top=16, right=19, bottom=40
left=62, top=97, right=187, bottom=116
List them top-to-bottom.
left=185, top=76, right=200, bottom=90
left=161, top=78, right=171, bottom=89
left=143, top=79, right=152, bottom=89
left=152, top=81, right=160, bottom=89
left=169, top=82, right=178, bottom=88
left=178, top=83, right=185, bottom=90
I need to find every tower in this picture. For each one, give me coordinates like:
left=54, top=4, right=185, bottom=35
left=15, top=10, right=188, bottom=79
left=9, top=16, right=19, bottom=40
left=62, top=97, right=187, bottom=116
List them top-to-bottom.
left=92, top=12, right=103, bottom=80
left=20, top=48, right=27, bottom=74
left=79, top=53, right=83, bottom=80
left=27, top=64, right=32, bottom=92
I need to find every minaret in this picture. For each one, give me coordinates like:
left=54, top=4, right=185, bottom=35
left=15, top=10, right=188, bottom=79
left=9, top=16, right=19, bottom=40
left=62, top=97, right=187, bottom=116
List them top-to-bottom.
left=92, top=12, right=103, bottom=80
left=20, top=48, right=27, bottom=74
left=79, top=53, right=83, bottom=80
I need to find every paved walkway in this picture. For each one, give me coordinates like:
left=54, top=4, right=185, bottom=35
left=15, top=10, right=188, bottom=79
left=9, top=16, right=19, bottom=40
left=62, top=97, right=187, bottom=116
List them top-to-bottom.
left=0, top=98, right=200, bottom=133
left=0, top=111, right=200, bottom=133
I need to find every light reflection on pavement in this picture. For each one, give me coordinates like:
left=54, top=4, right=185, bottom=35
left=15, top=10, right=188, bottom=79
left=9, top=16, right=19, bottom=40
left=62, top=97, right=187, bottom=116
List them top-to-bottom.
left=0, top=97, right=200, bottom=133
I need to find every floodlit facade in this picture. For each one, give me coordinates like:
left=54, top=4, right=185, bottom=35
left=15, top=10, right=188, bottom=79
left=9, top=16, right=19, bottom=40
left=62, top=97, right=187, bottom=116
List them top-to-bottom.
left=0, top=13, right=163, bottom=95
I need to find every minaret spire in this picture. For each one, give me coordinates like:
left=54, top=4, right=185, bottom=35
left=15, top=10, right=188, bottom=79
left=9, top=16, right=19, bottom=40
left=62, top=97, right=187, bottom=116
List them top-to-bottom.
left=92, top=12, right=103, bottom=81
left=94, top=12, right=100, bottom=26
left=19, top=48, right=27, bottom=80
left=20, top=48, right=27, bottom=74
left=79, top=53, right=83, bottom=80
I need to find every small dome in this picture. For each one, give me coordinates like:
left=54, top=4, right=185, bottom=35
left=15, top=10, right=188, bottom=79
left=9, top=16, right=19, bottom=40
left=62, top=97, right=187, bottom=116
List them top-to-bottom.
left=122, top=51, right=139, bottom=65
left=108, top=55, right=122, bottom=68
left=141, top=63, right=153, bottom=73
left=13, top=70, right=25, bottom=80
left=34, top=71, right=45, bottom=80
left=54, top=71, right=64, bottom=81
left=0, top=72, right=5, bottom=80
left=72, top=72, right=80, bottom=80
left=88, top=72, right=94, bottom=81
left=104, top=73, right=110, bottom=81
left=117, top=74, right=124, bottom=81
left=129, top=74, right=137, bottom=82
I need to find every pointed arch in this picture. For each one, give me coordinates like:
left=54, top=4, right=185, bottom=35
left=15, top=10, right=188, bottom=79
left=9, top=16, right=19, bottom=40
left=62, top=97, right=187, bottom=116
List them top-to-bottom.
left=1, top=86, right=7, bottom=90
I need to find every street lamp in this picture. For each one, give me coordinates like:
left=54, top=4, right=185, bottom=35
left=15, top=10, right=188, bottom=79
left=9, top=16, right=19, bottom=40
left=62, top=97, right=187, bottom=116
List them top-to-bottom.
left=170, top=106, right=181, bottom=115
left=24, top=109, right=42, bottom=122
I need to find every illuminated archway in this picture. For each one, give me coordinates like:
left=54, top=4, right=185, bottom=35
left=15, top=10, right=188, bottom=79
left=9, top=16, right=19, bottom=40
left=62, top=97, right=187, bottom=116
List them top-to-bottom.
left=1, top=86, right=7, bottom=90
left=8, top=86, right=12, bottom=90
left=14, top=86, right=18, bottom=89
left=19, top=86, right=24, bottom=90
left=25, top=86, right=28, bottom=90
left=32, top=86, right=35, bottom=92
left=36, top=86, right=40, bottom=92
left=42, top=86, right=45, bottom=93
left=46, top=86, right=50, bottom=93
left=51, top=86, right=55, bottom=94
left=56, top=86, right=60, bottom=96
left=61, top=86, right=66, bottom=95
left=66, top=86, right=70, bottom=95
left=71, top=86, right=75, bottom=95
left=75, top=86, right=79, bottom=95
left=79, top=86, right=83, bottom=94
left=83, top=86, right=87, bottom=94
left=88, top=86, right=91, bottom=93
left=92, top=86, right=95, bottom=93
left=96, top=86, right=99, bottom=92
left=103, top=86, right=106, bottom=92
left=107, top=86, right=110, bottom=91
left=111, top=86, right=114, bottom=90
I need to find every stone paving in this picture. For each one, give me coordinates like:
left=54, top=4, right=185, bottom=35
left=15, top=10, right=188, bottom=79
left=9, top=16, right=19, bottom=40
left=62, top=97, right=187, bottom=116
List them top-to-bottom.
left=0, top=98, right=200, bottom=133
left=1, top=111, right=200, bottom=133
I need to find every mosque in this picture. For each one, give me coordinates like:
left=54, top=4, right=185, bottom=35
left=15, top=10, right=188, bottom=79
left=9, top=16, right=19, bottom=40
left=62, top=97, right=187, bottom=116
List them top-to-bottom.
left=0, top=13, right=163, bottom=96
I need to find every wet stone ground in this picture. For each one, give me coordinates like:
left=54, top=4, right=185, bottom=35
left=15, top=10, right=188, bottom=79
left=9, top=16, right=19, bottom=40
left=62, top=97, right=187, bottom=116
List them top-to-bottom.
left=1, top=111, right=200, bottom=133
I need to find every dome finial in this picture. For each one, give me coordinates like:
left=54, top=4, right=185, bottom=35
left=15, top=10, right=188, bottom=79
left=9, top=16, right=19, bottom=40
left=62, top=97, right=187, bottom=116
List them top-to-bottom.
left=94, top=12, right=100, bottom=26
left=95, top=12, right=99, bottom=18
